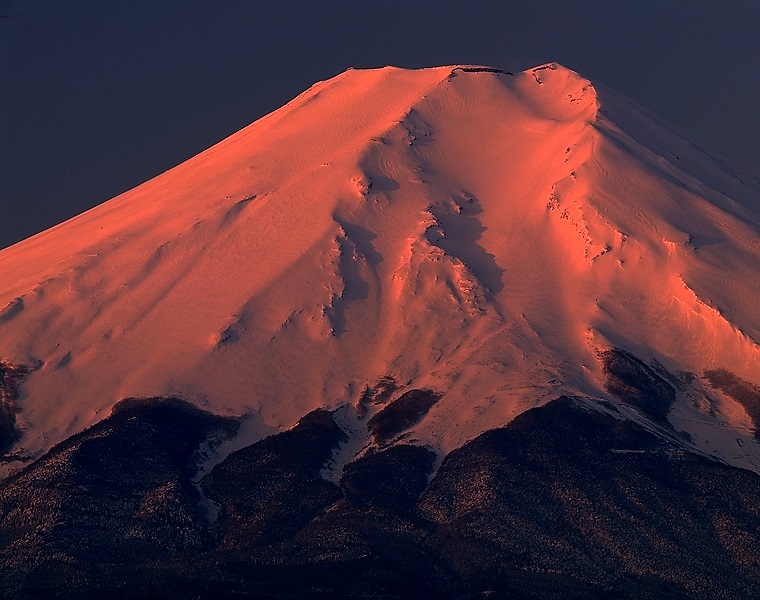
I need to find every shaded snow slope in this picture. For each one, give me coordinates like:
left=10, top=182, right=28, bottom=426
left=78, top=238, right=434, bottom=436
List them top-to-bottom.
left=0, top=63, right=759, bottom=475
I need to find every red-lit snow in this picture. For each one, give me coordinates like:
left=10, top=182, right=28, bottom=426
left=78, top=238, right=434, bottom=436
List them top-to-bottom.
left=1, top=63, right=759, bottom=476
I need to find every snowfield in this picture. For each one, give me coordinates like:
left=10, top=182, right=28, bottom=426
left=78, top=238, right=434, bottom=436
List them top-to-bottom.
left=0, top=63, right=759, bottom=478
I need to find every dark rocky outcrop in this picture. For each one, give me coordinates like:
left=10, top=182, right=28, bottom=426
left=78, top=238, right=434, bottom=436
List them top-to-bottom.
left=450, top=67, right=514, bottom=76
left=600, top=348, right=676, bottom=424
left=0, top=360, right=32, bottom=456
left=704, top=368, right=760, bottom=438
left=355, top=375, right=398, bottom=419
left=367, top=388, right=441, bottom=444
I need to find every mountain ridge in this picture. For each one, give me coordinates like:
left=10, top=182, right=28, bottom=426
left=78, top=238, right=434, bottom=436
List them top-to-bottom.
left=1, top=62, right=759, bottom=598
left=0, top=63, right=758, bottom=478
left=1, top=393, right=758, bottom=599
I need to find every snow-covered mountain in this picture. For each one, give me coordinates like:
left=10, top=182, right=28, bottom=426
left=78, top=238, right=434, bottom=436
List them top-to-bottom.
left=0, top=63, right=759, bottom=599
left=1, top=63, right=758, bottom=474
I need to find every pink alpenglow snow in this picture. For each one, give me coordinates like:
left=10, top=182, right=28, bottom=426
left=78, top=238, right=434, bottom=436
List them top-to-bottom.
left=1, top=63, right=759, bottom=478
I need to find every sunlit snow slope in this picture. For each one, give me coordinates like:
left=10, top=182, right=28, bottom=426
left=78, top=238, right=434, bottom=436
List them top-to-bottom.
left=1, top=63, right=759, bottom=474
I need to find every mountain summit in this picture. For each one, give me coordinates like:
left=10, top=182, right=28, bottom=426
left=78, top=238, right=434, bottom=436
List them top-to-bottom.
left=1, top=62, right=758, bottom=470
left=0, top=64, right=759, bottom=598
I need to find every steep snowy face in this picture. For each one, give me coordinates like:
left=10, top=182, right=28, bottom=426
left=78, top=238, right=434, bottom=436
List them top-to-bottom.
left=0, top=63, right=759, bottom=473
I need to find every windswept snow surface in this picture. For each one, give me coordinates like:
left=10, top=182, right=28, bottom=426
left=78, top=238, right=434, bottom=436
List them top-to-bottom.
left=1, top=63, right=759, bottom=475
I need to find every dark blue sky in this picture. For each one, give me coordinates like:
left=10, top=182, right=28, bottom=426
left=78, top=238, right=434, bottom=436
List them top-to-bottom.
left=2, top=0, right=759, bottom=249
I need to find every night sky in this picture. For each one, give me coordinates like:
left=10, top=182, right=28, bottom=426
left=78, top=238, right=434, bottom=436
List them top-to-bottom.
left=2, top=0, right=759, bottom=250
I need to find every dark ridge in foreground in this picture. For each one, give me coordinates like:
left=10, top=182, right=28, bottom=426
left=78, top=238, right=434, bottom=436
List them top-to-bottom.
left=0, top=387, right=758, bottom=599
left=0, top=397, right=239, bottom=595
left=200, top=409, right=345, bottom=549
